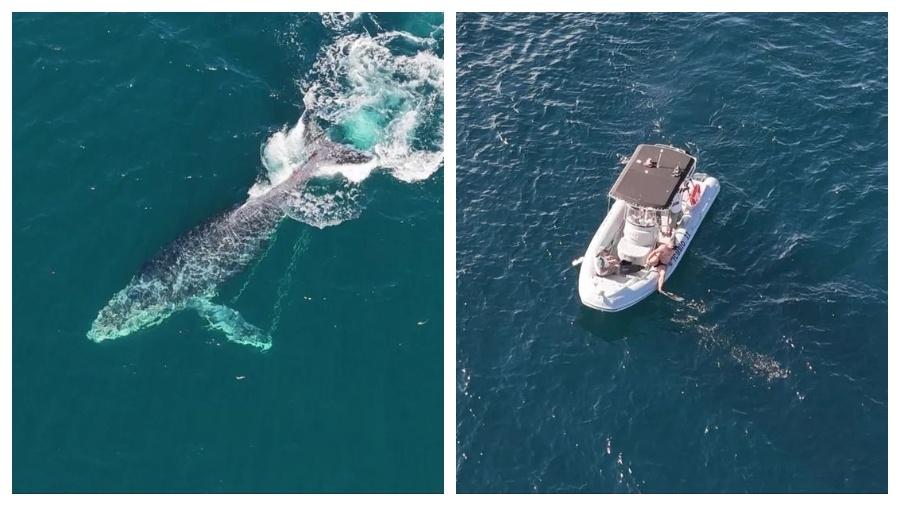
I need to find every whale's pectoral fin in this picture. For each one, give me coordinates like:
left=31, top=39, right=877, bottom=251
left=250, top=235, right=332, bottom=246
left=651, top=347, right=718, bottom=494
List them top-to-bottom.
left=189, top=299, right=272, bottom=351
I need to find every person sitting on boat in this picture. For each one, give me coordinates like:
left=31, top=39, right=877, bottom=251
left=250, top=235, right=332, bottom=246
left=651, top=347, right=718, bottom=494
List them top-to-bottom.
left=646, top=235, right=676, bottom=292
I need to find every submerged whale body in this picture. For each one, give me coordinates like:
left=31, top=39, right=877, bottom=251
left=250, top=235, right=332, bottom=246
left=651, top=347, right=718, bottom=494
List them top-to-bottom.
left=87, top=114, right=374, bottom=350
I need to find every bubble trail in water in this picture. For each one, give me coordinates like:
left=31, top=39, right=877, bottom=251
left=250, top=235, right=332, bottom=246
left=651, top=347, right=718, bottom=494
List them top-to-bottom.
left=231, top=229, right=280, bottom=304
left=269, top=230, right=310, bottom=336
left=667, top=292, right=789, bottom=382
left=688, top=321, right=791, bottom=383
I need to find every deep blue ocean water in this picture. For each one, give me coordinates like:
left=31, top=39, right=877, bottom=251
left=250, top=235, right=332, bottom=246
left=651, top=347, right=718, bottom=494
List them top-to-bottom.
left=14, top=12, right=443, bottom=492
left=456, top=13, right=887, bottom=493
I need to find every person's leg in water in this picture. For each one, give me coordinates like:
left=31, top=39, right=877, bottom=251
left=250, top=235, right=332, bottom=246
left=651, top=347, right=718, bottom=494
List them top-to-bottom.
left=656, top=264, right=667, bottom=292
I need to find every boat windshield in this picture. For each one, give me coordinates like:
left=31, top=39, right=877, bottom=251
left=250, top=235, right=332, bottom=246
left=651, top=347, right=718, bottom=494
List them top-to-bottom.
left=625, top=206, right=659, bottom=227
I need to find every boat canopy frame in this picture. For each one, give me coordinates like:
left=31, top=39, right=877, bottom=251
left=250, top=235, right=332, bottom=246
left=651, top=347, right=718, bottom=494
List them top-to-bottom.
left=608, top=144, right=696, bottom=210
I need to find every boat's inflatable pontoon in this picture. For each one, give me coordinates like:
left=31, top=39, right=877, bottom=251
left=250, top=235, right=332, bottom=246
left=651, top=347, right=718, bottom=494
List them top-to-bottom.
left=577, top=144, right=719, bottom=311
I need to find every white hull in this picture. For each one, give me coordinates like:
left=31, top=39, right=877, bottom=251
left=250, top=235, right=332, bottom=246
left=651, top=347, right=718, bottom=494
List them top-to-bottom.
left=578, top=176, right=720, bottom=311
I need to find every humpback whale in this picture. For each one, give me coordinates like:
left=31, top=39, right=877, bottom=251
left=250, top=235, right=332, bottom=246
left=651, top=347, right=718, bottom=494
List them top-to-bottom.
left=87, top=114, right=373, bottom=350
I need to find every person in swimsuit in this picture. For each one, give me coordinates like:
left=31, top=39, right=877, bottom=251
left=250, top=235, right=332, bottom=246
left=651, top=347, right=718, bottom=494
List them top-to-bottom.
left=646, top=235, right=676, bottom=292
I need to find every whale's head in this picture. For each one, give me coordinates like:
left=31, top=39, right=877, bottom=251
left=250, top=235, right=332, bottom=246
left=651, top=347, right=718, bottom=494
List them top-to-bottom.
left=88, top=280, right=175, bottom=343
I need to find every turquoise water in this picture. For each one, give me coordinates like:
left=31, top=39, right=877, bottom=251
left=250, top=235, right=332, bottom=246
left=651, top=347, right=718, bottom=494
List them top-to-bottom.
left=14, top=12, right=443, bottom=492
left=456, top=13, right=887, bottom=492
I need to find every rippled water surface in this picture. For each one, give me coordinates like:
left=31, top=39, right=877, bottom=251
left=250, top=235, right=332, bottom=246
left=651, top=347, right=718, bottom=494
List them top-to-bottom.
left=14, top=12, right=443, bottom=492
left=456, top=13, right=886, bottom=493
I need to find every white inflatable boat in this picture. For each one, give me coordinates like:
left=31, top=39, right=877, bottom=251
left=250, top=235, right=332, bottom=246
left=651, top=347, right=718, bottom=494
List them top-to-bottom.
left=577, top=144, right=720, bottom=311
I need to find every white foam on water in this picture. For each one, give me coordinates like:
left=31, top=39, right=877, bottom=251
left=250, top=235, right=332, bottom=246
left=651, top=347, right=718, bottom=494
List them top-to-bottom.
left=319, top=12, right=360, bottom=32
left=254, top=29, right=443, bottom=227
left=302, top=31, right=443, bottom=183
left=372, top=108, right=444, bottom=182
left=250, top=118, right=308, bottom=198
left=316, top=159, right=380, bottom=183
left=283, top=182, right=363, bottom=229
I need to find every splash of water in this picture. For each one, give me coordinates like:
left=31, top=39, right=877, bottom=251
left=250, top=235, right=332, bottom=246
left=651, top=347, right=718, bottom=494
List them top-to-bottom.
left=253, top=29, right=443, bottom=227
left=302, top=31, right=443, bottom=178
left=250, top=118, right=309, bottom=198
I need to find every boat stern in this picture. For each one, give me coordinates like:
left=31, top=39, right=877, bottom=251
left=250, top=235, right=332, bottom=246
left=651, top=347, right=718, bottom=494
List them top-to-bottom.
left=578, top=270, right=654, bottom=312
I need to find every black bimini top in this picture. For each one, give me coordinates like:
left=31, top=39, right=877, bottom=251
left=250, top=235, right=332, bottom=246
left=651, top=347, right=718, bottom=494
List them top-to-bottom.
left=609, top=144, right=696, bottom=209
